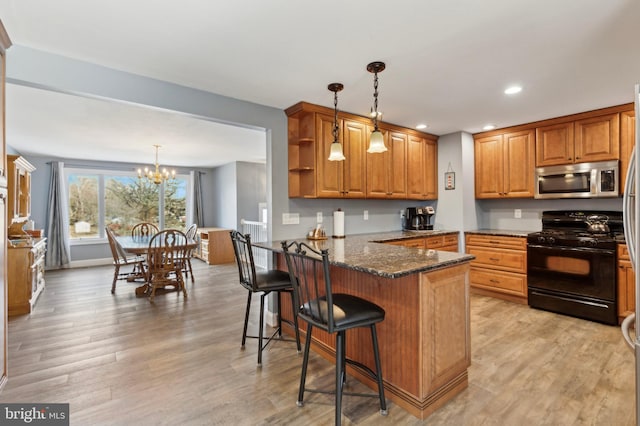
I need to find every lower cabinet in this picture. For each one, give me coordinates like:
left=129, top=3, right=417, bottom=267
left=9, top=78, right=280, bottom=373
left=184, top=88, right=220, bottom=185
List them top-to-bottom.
left=194, top=228, right=235, bottom=265
left=384, top=233, right=458, bottom=252
left=465, top=233, right=527, bottom=304
left=8, top=238, right=46, bottom=316
left=618, top=243, right=635, bottom=323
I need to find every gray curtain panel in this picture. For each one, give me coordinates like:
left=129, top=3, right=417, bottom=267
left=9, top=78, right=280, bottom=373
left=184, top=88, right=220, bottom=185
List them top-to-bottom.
left=45, top=161, right=71, bottom=269
left=192, top=170, right=205, bottom=227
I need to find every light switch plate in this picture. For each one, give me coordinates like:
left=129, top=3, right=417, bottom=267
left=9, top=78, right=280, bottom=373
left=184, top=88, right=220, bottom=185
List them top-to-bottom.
left=317, top=212, right=323, bottom=223
left=282, top=213, right=300, bottom=225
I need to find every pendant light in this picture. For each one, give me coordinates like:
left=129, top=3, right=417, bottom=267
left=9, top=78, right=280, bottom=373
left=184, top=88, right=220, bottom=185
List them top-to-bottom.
left=366, top=61, right=388, bottom=153
left=327, top=83, right=346, bottom=161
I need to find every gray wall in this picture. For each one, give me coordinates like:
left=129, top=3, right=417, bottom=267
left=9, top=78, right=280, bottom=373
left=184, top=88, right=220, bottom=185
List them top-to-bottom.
left=6, top=45, right=627, bottom=263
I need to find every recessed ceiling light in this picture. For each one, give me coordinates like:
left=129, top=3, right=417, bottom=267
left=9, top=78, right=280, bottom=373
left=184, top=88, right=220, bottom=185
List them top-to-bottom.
left=504, top=85, right=522, bottom=95
left=416, top=124, right=428, bottom=130
left=482, top=124, right=496, bottom=131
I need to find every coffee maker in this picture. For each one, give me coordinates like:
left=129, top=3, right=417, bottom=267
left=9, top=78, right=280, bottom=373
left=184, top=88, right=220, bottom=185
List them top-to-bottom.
left=404, top=206, right=435, bottom=230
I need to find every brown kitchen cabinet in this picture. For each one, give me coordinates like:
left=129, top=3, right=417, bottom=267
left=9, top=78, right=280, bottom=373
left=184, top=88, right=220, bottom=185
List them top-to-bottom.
left=285, top=101, right=438, bottom=199
left=620, top=109, right=635, bottom=193
left=316, top=113, right=367, bottom=198
left=536, top=113, right=620, bottom=167
left=366, top=129, right=408, bottom=199
left=474, top=129, right=535, bottom=199
left=407, top=135, right=438, bottom=200
left=6, top=155, right=35, bottom=221
left=194, top=228, right=235, bottom=265
left=384, top=233, right=458, bottom=252
left=465, top=233, right=527, bottom=304
left=7, top=238, right=46, bottom=316
left=618, top=243, right=635, bottom=324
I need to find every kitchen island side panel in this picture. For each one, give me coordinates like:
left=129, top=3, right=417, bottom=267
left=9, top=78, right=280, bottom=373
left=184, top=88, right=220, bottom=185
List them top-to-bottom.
left=276, top=254, right=471, bottom=419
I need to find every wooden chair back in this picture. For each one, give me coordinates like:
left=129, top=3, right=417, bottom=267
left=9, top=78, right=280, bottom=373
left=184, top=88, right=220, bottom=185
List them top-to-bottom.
left=131, top=222, right=159, bottom=239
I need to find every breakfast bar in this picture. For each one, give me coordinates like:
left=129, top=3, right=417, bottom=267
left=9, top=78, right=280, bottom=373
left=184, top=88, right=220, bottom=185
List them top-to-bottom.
left=255, top=231, right=474, bottom=419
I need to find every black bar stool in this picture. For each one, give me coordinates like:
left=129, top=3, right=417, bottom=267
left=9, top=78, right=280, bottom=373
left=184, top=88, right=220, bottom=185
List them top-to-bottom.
left=230, top=230, right=301, bottom=366
left=281, top=240, right=387, bottom=425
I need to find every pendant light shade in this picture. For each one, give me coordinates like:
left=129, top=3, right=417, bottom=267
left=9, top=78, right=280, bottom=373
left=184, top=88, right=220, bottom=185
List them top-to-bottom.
left=366, top=61, right=388, bottom=154
left=327, top=83, right=346, bottom=162
left=367, top=129, right=386, bottom=153
left=328, top=140, right=346, bottom=161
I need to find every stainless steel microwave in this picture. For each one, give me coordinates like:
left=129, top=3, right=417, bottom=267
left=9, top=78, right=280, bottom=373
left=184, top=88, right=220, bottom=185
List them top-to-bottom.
left=534, top=160, right=619, bottom=199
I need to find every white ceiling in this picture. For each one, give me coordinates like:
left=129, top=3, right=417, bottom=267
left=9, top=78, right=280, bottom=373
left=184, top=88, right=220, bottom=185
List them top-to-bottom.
left=1, top=0, right=639, bottom=168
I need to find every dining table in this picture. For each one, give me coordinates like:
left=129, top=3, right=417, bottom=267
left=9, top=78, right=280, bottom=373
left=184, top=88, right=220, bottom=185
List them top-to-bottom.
left=115, top=234, right=198, bottom=296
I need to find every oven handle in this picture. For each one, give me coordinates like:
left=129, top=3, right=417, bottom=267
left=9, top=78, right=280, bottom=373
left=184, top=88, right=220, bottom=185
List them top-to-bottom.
left=527, top=244, right=615, bottom=256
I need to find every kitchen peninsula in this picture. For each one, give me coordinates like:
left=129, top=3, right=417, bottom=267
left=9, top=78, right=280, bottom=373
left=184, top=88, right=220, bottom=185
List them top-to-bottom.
left=255, top=231, right=474, bottom=419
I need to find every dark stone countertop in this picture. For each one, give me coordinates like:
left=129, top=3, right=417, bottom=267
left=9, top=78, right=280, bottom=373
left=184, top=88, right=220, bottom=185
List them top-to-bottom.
left=254, top=230, right=474, bottom=279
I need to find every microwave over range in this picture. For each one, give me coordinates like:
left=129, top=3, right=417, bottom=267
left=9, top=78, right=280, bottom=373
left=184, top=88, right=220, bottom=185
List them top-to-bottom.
left=534, top=160, right=619, bottom=199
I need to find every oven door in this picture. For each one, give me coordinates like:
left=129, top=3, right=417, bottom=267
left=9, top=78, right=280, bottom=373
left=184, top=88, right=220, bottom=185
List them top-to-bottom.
left=527, top=244, right=616, bottom=301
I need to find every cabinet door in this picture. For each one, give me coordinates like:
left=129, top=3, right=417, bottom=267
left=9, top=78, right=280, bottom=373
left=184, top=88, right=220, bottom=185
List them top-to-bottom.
left=620, top=110, right=635, bottom=193
left=315, top=113, right=343, bottom=198
left=574, top=113, right=620, bottom=163
left=342, top=119, right=367, bottom=198
left=536, top=122, right=574, bottom=166
left=366, top=128, right=390, bottom=198
left=367, top=130, right=408, bottom=199
left=502, top=130, right=535, bottom=198
left=474, top=134, right=504, bottom=198
left=407, top=135, right=425, bottom=199
left=423, top=138, right=437, bottom=199
left=618, top=259, right=635, bottom=320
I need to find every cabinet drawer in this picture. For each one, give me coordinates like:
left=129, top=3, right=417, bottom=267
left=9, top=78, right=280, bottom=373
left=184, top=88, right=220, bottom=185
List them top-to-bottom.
left=465, top=234, right=526, bottom=250
left=618, top=243, right=630, bottom=261
left=467, top=246, right=527, bottom=273
left=470, top=268, right=527, bottom=296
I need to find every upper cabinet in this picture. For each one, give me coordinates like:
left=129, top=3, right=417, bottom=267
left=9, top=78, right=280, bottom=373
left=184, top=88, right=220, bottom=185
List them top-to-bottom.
left=286, top=102, right=438, bottom=199
left=620, top=109, right=636, bottom=192
left=536, top=112, right=620, bottom=167
left=316, top=113, right=367, bottom=198
left=366, top=128, right=408, bottom=199
left=475, top=130, right=535, bottom=199
left=407, top=135, right=437, bottom=200
left=6, top=155, right=35, bottom=221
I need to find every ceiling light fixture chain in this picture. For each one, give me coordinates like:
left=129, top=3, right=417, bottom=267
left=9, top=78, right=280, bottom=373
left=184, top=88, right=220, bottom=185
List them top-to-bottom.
left=366, top=61, right=387, bottom=153
left=327, top=82, right=346, bottom=162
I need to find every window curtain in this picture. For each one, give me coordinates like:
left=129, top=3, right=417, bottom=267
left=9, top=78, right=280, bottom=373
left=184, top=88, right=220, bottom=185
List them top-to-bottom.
left=45, top=161, right=71, bottom=269
left=191, top=170, right=205, bottom=227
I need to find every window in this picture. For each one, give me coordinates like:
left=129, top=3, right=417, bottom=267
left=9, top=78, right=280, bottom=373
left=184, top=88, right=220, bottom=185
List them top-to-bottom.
left=67, top=168, right=189, bottom=240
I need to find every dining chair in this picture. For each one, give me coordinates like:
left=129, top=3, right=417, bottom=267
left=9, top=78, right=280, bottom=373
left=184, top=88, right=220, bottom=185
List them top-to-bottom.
left=131, top=222, right=159, bottom=239
left=180, top=224, right=198, bottom=282
left=105, top=226, right=146, bottom=294
left=145, top=229, right=188, bottom=302
left=229, top=230, right=301, bottom=366
left=281, top=240, right=387, bottom=426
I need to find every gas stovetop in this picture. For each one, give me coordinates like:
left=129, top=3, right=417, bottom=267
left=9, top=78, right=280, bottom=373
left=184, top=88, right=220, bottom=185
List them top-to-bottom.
left=527, top=210, right=623, bottom=250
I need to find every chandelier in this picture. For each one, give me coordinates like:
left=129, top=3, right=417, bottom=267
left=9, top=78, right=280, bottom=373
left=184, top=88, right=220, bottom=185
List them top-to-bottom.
left=366, top=61, right=388, bottom=153
left=137, top=144, right=175, bottom=185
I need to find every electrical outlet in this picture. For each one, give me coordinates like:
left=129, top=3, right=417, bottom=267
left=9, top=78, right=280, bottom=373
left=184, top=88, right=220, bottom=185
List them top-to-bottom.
left=514, top=209, right=522, bottom=219
left=364, top=210, right=369, bottom=220
left=317, top=212, right=323, bottom=223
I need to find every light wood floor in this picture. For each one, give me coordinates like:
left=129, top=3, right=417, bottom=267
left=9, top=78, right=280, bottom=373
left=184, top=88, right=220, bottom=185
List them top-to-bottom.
left=0, top=260, right=635, bottom=425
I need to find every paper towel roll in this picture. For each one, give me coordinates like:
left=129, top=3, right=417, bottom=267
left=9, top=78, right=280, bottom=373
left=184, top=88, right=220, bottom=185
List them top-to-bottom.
left=333, top=210, right=345, bottom=238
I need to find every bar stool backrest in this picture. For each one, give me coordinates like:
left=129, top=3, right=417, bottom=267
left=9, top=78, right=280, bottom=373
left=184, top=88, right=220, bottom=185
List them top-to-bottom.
left=229, top=230, right=259, bottom=292
left=281, top=241, right=336, bottom=334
